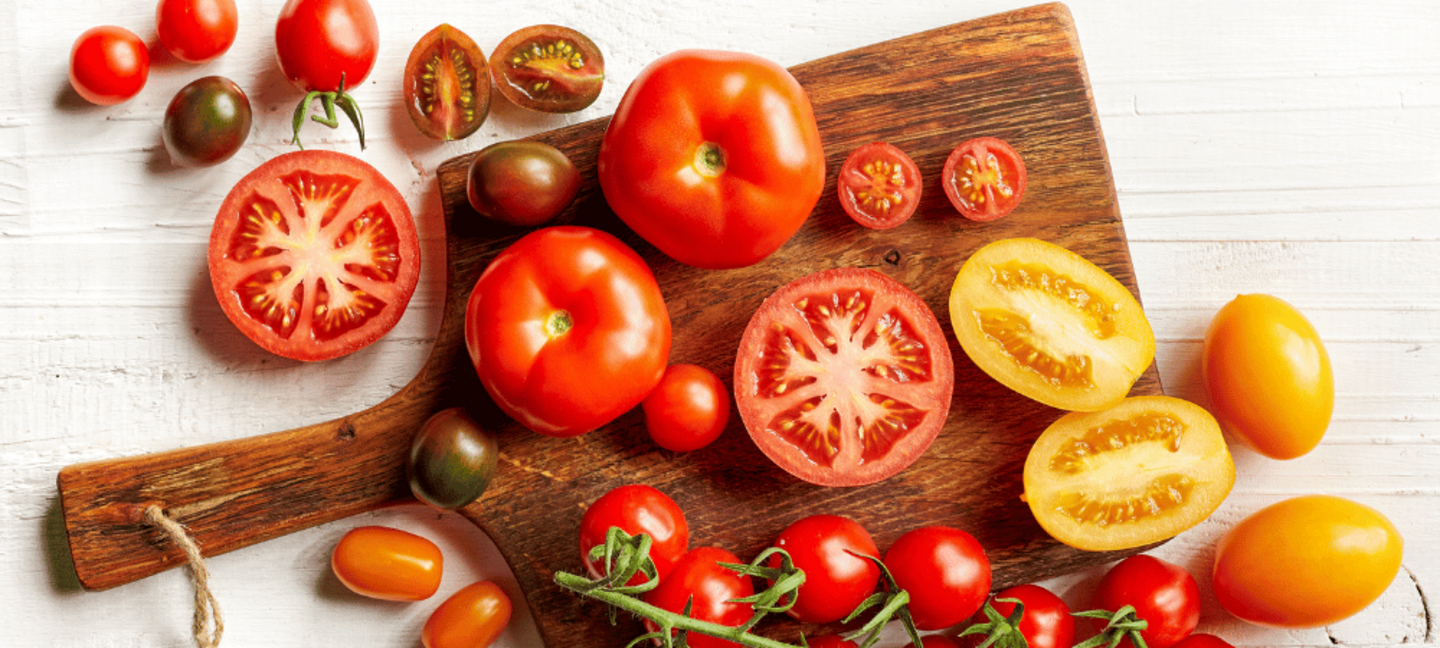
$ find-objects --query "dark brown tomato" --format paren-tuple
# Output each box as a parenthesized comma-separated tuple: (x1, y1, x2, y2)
(489, 25, 604, 113)
(403, 24, 491, 141)
(163, 76, 252, 167)
(408, 407, 501, 510)
(466, 140, 581, 227)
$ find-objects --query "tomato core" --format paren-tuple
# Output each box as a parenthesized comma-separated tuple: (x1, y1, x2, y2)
(694, 142, 726, 178)
(545, 310, 574, 338)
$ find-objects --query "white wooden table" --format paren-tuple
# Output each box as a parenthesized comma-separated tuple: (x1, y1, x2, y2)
(3, 1, 1436, 646)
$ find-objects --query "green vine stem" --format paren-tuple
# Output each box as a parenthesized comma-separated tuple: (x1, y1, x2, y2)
(290, 73, 366, 150)
(1071, 605, 1150, 648)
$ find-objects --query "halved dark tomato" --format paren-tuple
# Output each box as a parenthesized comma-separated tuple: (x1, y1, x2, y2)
(734, 268, 954, 487)
(403, 24, 491, 141)
(837, 142, 922, 230)
(942, 137, 1026, 222)
(489, 25, 604, 113)
(208, 150, 421, 361)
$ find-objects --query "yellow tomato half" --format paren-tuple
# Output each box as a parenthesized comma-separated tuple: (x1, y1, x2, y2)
(1202, 294, 1333, 460)
(949, 238, 1155, 412)
(1023, 395, 1235, 551)
(1213, 495, 1402, 628)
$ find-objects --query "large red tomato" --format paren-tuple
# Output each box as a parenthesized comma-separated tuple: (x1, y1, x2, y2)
(464, 226, 671, 437)
(597, 50, 826, 270)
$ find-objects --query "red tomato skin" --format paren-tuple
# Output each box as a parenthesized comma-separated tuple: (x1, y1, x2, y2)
(1092, 555, 1200, 648)
(598, 49, 826, 270)
(274, 0, 379, 93)
(959, 584, 1075, 648)
(769, 514, 881, 624)
(884, 526, 992, 631)
(578, 484, 690, 586)
(1172, 635, 1235, 648)
(157, 0, 239, 63)
(644, 547, 756, 648)
(69, 26, 149, 105)
(422, 580, 512, 648)
(330, 526, 443, 601)
(643, 364, 731, 452)
(807, 636, 859, 648)
(464, 226, 671, 437)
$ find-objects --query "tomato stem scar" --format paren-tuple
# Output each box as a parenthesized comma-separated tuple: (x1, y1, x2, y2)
(694, 142, 726, 177)
(546, 310, 574, 338)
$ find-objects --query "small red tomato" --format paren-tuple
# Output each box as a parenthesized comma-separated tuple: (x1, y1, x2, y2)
(837, 142, 923, 230)
(1091, 555, 1200, 648)
(644, 547, 755, 648)
(69, 26, 149, 105)
(331, 526, 443, 601)
(156, 0, 239, 63)
(769, 514, 880, 624)
(941, 137, 1026, 222)
(807, 636, 859, 648)
(910, 636, 961, 648)
(884, 526, 991, 631)
(959, 584, 1074, 648)
(643, 364, 731, 452)
(578, 484, 689, 586)
(422, 580, 512, 648)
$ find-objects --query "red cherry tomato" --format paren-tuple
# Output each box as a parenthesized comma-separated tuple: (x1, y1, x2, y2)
(769, 514, 880, 624)
(733, 268, 954, 486)
(274, 0, 378, 93)
(464, 226, 671, 437)
(68, 26, 149, 105)
(598, 49, 826, 269)
(941, 137, 1026, 222)
(884, 526, 991, 631)
(837, 142, 923, 230)
(156, 0, 238, 63)
(207, 150, 421, 361)
(643, 364, 731, 452)
(422, 580, 512, 648)
(911, 636, 961, 648)
(644, 547, 755, 648)
(959, 584, 1074, 648)
(330, 526, 442, 601)
(806, 636, 859, 648)
(578, 484, 690, 586)
(1091, 555, 1200, 648)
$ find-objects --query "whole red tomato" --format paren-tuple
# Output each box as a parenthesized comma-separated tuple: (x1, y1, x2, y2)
(769, 514, 880, 624)
(958, 584, 1074, 648)
(157, 0, 238, 63)
(464, 226, 671, 437)
(69, 26, 149, 105)
(884, 526, 991, 631)
(578, 484, 690, 586)
(644, 546, 755, 648)
(643, 364, 730, 452)
(1091, 555, 1200, 648)
(597, 49, 826, 270)
(274, 0, 378, 147)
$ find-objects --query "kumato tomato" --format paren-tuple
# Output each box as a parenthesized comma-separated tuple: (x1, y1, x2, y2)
(68, 26, 149, 105)
(942, 137, 1026, 222)
(331, 526, 443, 601)
(1212, 495, 1402, 628)
(838, 142, 923, 230)
(490, 25, 604, 113)
(162, 76, 252, 167)
(465, 141, 580, 227)
(422, 580, 512, 648)
(734, 268, 954, 487)
(1023, 396, 1234, 551)
(403, 24, 491, 141)
(408, 407, 500, 511)
(1202, 294, 1333, 460)
(949, 238, 1155, 412)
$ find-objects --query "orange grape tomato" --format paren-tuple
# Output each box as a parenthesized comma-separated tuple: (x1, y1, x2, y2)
(422, 580, 513, 648)
(331, 526, 443, 601)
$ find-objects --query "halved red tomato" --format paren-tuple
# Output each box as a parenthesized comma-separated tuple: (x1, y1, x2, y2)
(489, 25, 604, 113)
(208, 150, 421, 361)
(942, 137, 1026, 222)
(838, 142, 922, 230)
(403, 24, 491, 141)
(734, 268, 954, 486)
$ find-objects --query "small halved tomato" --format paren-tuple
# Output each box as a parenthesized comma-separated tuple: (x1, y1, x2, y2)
(734, 268, 954, 487)
(1022, 395, 1235, 551)
(949, 238, 1154, 412)
(838, 142, 922, 230)
(208, 150, 421, 361)
(942, 137, 1026, 222)
(489, 25, 604, 113)
(403, 24, 491, 141)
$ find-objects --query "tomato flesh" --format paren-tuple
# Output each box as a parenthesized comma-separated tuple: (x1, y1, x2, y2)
(404, 24, 491, 140)
(490, 25, 604, 113)
(942, 137, 1026, 222)
(838, 142, 923, 229)
(735, 268, 953, 487)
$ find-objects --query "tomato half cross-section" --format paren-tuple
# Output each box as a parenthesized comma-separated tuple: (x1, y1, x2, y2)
(734, 268, 954, 486)
(942, 137, 1026, 222)
(597, 49, 826, 270)
(208, 150, 421, 362)
(949, 238, 1155, 412)
(464, 226, 671, 437)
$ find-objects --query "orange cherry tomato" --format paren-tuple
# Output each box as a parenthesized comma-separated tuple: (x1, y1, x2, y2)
(422, 580, 513, 648)
(331, 526, 443, 601)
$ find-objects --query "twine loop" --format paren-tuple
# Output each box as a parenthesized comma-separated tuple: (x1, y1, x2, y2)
(143, 505, 224, 648)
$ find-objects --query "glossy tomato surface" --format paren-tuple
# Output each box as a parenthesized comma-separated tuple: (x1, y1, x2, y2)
(156, 0, 238, 63)
(942, 137, 1026, 222)
(466, 141, 580, 227)
(838, 142, 923, 230)
(642, 364, 730, 452)
(464, 226, 670, 437)
(408, 407, 500, 510)
(949, 238, 1154, 412)
(489, 25, 604, 113)
(422, 580, 512, 648)
(69, 26, 149, 105)
(1091, 555, 1200, 648)
(331, 526, 442, 601)
(884, 526, 991, 631)
(1212, 495, 1402, 628)
(598, 49, 826, 269)
(207, 150, 420, 361)
(163, 76, 251, 167)
(274, 0, 378, 93)
(403, 24, 490, 140)
(644, 546, 755, 648)
(578, 484, 689, 586)
(734, 268, 953, 486)
(959, 584, 1075, 648)
(1023, 395, 1234, 551)
(769, 514, 880, 624)
(1202, 294, 1333, 460)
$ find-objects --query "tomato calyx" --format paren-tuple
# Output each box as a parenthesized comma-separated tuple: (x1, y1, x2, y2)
(1072, 606, 1151, 648)
(546, 310, 574, 338)
(695, 142, 727, 177)
(291, 72, 366, 150)
(956, 599, 1031, 648)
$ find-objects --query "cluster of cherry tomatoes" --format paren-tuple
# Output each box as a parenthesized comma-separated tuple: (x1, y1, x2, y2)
(837, 136, 1026, 230)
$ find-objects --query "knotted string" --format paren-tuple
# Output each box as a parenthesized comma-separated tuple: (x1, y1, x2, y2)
(143, 505, 224, 648)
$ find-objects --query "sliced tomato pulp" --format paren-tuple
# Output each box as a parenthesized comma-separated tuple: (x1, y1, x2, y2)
(208, 150, 421, 361)
(734, 268, 954, 487)
(838, 142, 922, 230)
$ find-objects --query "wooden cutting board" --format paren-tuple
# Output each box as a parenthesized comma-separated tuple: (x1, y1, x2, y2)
(58, 3, 1162, 645)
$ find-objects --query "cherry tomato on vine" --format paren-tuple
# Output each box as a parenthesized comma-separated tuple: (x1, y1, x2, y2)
(68, 26, 149, 105)
(422, 580, 512, 648)
(163, 76, 251, 167)
(884, 526, 991, 631)
(838, 142, 923, 230)
(274, 0, 379, 147)
(156, 0, 238, 63)
(643, 364, 730, 453)
(644, 547, 755, 648)
(768, 514, 880, 625)
(408, 407, 500, 511)
(579, 484, 689, 586)
(958, 584, 1074, 648)
(942, 137, 1026, 222)
(490, 25, 604, 113)
(466, 141, 580, 227)
(404, 24, 491, 141)
(1091, 555, 1199, 648)
(806, 636, 859, 648)
(331, 526, 442, 601)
